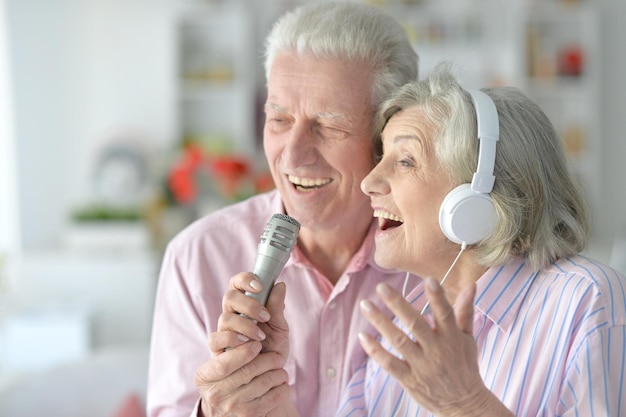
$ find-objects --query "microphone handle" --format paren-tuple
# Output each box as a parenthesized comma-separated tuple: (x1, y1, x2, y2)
(245, 255, 285, 305)
(244, 213, 300, 306)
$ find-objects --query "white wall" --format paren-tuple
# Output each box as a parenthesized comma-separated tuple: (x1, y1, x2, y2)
(6, 0, 178, 249)
(598, 0, 626, 243)
(0, 0, 19, 255)
(3, 0, 179, 354)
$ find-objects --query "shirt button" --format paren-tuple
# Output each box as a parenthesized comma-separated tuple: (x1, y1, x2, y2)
(326, 367, 336, 379)
(328, 302, 336, 310)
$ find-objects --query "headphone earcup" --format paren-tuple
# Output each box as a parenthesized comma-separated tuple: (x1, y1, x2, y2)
(439, 183, 497, 245)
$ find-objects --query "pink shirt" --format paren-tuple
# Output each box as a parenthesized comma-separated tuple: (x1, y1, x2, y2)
(147, 190, 412, 417)
(337, 255, 626, 416)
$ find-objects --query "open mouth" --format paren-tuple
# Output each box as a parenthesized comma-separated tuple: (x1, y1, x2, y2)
(288, 175, 332, 192)
(373, 209, 404, 230)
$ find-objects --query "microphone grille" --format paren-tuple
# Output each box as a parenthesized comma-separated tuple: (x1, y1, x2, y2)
(259, 213, 300, 253)
(271, 213, 301, 228)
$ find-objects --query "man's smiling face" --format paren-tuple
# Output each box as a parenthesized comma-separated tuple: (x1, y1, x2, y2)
(263, 52, 376, 230)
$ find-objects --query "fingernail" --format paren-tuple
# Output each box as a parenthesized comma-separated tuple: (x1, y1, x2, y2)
(426, 277, 439, 291)
(259, 309, 270, 322)
(360, 299, 374, 312)
(257, 329, 266, 340)
(377, 282, 393, 297)
(237, 334, 250, 342)
(249, 278, 262, 291)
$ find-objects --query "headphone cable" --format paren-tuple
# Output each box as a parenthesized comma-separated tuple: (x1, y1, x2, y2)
(420, 241, 467, 315)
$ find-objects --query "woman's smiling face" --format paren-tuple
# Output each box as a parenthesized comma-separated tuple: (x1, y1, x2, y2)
(361, 106, 456, 277)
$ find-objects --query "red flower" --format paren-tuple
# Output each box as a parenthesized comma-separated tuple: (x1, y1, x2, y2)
(165, 144, 274, 207)
(168, 166, 196, 204)
(166, 144, 208, 205)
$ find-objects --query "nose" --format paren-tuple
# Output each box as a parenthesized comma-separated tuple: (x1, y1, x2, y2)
(281, 122, 318, 168)
(361, 162, 387, 197)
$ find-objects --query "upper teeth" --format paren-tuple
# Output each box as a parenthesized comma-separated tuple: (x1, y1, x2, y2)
(373, 209, 403, 222)
(289, 175, 331, 187)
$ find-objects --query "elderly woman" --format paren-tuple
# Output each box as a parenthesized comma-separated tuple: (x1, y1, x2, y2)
(334, 64, 626, 416)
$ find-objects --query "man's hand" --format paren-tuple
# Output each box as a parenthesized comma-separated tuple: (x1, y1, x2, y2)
(216, 273, 290, 358)
(194, 343, 291, 417)
(193, 273, 292, 417)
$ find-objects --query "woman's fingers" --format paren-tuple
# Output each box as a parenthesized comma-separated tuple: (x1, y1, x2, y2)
(454, 282, 477, 335)
(359, 289, 424, 377)
(423, 278, 457, 332)
(373, 283, 433, 351)
(357, 329, 409, 380)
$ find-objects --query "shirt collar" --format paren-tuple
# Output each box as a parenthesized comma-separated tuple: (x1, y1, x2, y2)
(474, 257, 538, 332)
(382, 255, 537, 333)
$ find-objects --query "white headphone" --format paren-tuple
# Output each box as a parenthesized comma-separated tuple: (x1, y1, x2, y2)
(438, 89, 499, 246)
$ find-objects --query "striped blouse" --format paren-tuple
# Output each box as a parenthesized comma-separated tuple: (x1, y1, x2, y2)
(336, 255, 626, 417)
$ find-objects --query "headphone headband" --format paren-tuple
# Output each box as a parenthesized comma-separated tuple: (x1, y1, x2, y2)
(467, 89, 499, 194)
(438, 88, 500, 245)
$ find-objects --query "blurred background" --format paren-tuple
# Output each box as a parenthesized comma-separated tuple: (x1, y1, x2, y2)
(0, 0, 625, 416)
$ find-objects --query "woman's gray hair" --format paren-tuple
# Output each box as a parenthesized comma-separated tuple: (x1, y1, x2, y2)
(376, 63, 590, 270)
(264, 1, 418, 110)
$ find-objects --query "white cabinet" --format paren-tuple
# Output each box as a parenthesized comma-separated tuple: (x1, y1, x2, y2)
(10, 250, 157, 349)
(384, 0, 513, 88)
(175, 1, 257, 157)
(520, 2, 601, 208)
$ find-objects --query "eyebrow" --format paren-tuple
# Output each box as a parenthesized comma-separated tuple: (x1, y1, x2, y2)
(264, 103, 349, 121)
(316, 111, 348, 120)
(392, 134, 422, 145)
(264, 103, 286, 113)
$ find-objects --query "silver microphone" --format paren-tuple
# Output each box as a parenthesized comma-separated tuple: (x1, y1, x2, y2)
(245, 213, 300, 305)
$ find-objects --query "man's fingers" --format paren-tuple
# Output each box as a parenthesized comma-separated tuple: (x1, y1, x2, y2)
(223, 272, 265, 317)
(264, 282, 287, 328)
(218, 311, 268, 343)
(239, 358, 289, 390)
(196, 341, 263, 383)
(195, 349, 288, 412)
(222, 288, 272, 326)
(209, 330, 252, 355)
(199, 368, 291, 417)
(229, 271, 264, 293)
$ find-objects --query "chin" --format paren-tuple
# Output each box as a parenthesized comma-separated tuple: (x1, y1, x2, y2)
(374, 252, 402, 270)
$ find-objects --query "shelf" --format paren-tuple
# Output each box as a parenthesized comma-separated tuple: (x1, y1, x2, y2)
(174, 1, 257, 156)
(386, 0, 601, 213)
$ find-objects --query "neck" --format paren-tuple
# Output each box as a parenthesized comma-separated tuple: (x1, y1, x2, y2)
(440, 249, 488, 305)
(297, 217, 372, 285)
